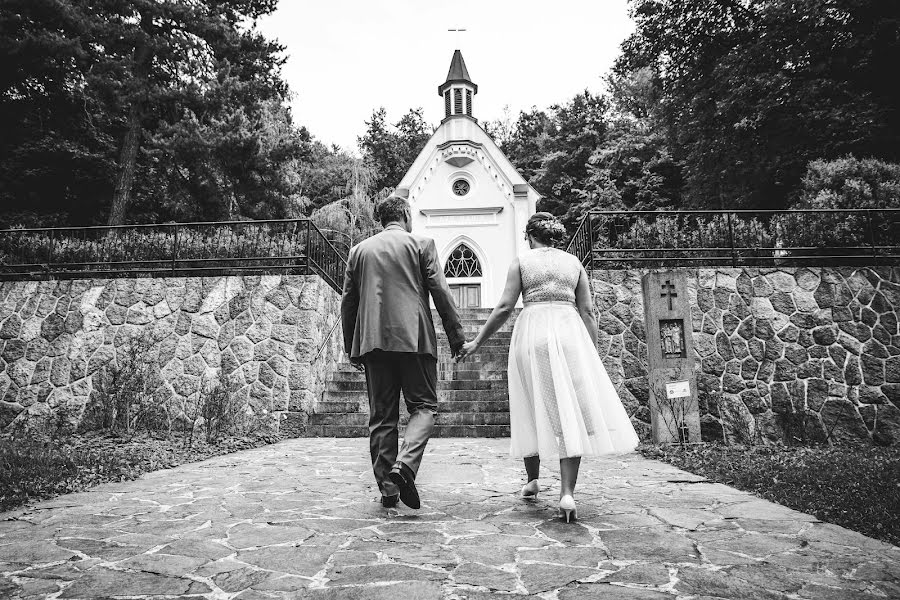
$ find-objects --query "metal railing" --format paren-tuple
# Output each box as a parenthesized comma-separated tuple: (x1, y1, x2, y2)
(0, 218, 348, 292)
(565, 209, 900, 270)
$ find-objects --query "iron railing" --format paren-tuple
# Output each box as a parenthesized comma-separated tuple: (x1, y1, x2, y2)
(566, 209, 900, 270)
(0, 218, 347, 292)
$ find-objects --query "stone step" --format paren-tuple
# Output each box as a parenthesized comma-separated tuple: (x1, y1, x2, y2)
(315, 399, 510, 414)
(321, 389, 510, 404)
(331, 366, 510, 381)
(303, 424, 511, 438)
(326, 379, 509, 392)
(309, 412, 511, 427)
(331, 354, 511, 374)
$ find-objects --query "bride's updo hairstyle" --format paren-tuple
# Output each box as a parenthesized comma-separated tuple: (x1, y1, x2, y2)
(525, 212, 568, 248)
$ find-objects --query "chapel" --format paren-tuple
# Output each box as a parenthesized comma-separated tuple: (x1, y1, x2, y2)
(395, 50, 540, 308)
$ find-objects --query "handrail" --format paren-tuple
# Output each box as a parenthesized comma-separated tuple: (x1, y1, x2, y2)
(313, 316, 343, 364)
(0, 218, 349, 292)
(566, 209, 900, 270)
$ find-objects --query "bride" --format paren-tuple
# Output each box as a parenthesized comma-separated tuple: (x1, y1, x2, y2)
(456, 212, 639, 522)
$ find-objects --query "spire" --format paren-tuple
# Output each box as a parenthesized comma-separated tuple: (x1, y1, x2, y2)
(438, 50, 477, 96)
(438, 50, 477, 120)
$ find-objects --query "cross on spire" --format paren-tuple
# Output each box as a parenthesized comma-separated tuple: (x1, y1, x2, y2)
(447, 28, 467, 46)
(661, 280, 678, 311)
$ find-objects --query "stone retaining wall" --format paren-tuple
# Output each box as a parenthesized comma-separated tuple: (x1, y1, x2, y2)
(0, 275, 342, 434)
(594, 267, 900, 445)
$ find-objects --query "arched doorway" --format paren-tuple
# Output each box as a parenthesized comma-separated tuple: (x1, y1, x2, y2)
(444, 243, 483, 308)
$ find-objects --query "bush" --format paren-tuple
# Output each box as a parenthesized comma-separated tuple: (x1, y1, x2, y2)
(81, 336, 168, 436)
(797, 156, 900, 210)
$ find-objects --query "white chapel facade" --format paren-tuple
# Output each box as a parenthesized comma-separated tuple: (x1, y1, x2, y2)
(395, 50, 540, 308)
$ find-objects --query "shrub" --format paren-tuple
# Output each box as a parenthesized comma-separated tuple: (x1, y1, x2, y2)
(783, 156, 900, 253)
(797, 156, 900, 210)
(81, 336, 168, 436)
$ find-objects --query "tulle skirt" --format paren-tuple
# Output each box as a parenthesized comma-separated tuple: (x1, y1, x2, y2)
(508, 302, 640, 459)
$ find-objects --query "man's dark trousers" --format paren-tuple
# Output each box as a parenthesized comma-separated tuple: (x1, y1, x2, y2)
(363, 350, 437, 497)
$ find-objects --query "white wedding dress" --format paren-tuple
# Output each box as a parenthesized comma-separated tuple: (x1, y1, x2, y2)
(508, 247, 640, 459)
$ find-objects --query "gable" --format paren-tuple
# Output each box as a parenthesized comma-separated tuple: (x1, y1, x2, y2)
(397, 118, 540, 208)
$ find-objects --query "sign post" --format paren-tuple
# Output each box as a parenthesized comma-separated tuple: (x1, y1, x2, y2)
(642, 272, 701, 443)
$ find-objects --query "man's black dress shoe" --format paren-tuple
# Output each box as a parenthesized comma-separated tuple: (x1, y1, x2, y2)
(388, 463, 420, 509)
(381, 494, 399, 508)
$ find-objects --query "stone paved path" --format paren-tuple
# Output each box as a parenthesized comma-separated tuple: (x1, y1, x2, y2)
(1, 439, 898, 599)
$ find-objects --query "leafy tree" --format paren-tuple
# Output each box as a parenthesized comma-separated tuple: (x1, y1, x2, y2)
(569, 68, 682, 221)
(502, 107, 554, 191)
(616, 0, 900, 209)
(796, 156, 900, 210)
(483, 104, 516, 151)
(358, 107, 431, 195)
(310, 161, 380, 253)
(0, 0, 297, 226)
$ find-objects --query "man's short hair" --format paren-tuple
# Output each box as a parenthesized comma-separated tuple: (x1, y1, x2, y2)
(375, 195, 410, 226)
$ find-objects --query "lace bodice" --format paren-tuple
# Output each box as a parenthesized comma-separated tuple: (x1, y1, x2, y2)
(519, 248, 582, 304)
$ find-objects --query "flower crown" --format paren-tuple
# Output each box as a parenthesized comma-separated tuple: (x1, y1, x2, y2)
(532, 218, 566, 237)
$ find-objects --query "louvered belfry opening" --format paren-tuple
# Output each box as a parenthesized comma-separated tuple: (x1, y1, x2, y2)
(438, 50, 477, 121)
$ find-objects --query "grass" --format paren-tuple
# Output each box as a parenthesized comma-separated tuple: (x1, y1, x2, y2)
(640, 442, 900, 546)
(0, 430, 281, 513)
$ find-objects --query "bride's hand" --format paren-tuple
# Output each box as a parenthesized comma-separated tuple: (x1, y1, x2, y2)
(455, 340, 479, 363)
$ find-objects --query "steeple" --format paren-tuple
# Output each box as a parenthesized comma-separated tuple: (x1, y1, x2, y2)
(438, 50, 477, 121)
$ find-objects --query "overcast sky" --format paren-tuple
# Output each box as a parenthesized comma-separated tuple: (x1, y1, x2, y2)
(256, 1, 635, 153)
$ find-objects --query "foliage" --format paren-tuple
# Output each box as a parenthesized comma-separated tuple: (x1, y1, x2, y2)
(0, 434, 143, 512)
(81, 336, 167, 436)
(358, 107, 431, 196)
(500, 84, 684, 230)
(310, 161, 382, 252)
(616, 0, 900, 210)
(640, 442, 900, 546)
(0, 219, 336, 277)
(796, 156, 900, 210)
(0, 429, 281, 512)
(0, 0, 304, 226)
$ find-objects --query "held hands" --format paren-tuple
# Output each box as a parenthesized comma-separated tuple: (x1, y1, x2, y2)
(454, 339, 479, 363)
(346, 353, 365, 372)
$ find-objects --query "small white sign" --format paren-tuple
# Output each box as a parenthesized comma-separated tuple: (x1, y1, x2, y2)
(665, 380, 691, 399)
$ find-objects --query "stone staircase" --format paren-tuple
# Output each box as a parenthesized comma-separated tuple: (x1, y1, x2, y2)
(305, 309, 518, 437)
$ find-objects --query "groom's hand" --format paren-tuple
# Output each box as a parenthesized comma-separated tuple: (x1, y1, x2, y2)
(346, 353, 365, 372)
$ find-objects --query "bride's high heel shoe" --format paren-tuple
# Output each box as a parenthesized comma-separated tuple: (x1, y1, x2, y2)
(559, 495, 577, 523)
(520, 479, 539, 500)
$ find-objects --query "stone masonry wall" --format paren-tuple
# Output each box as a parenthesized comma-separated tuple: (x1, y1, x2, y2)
(0, 275, 341, 434)
(593, 267, 900, 446)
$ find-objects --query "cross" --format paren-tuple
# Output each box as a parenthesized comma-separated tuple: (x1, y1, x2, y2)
(660, 280, 677, 311)
(448, 28, 467, 46)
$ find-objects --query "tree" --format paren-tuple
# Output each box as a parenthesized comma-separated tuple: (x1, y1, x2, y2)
(358, 107, 431, 195)
(616, 0, 900, 209)
(0, 0, 296, 226)
(796, 156, 900, 210)
(572, 68, 682, 218)
(497, 92, 609, 221)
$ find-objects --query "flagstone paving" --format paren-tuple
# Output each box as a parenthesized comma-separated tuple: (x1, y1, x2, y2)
(1, 438, 898, 599)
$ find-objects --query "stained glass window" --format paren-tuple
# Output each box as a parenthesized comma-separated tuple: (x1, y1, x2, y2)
(444, 244, 482, 278)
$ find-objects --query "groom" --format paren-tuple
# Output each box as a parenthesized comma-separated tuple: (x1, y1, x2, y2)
(340, 195, 465, 509)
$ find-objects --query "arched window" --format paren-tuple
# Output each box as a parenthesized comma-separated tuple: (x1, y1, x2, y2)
(444, 244, 482, 278)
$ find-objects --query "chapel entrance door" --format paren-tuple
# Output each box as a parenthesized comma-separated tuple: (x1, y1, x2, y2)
(450, 284, 481, 308)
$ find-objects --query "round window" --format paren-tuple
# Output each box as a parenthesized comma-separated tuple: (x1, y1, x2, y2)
(452, 179, 470, 196)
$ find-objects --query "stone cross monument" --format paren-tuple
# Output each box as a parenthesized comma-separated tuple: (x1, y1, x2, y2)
(642, 271, 701, 443)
